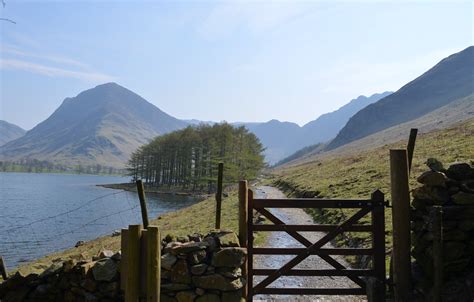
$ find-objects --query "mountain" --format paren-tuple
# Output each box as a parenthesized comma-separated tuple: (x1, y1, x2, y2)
(328, 46, 474, 150)
(0, 83, 188, 168)
(240, 120, 303, 164)
(0, 120, 26, 146)
(301, 92, 392, 142)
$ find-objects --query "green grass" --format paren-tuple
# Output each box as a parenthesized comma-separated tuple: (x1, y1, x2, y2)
(272, 119, 474, 266)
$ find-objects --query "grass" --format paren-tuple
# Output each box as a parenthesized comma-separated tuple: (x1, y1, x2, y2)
(11, 189, 264, 277)
(272, 119, 474, 266)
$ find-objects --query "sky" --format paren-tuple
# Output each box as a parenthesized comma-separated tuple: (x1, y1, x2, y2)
(0, 1, 472, 130)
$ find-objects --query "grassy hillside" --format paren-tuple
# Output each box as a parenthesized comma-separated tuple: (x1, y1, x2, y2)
(272, 118, 474, 265)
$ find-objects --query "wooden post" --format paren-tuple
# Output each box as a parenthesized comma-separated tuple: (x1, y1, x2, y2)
(238, 180, 249, 299)
(120, 229, 129, 291)
(0, 256, 8, 280)
(247, 188, 254, 301)
(136, 180, 150, 228)
(431, 206, 443, 302)
(147, 226, 161, 302)
(215, 162, 224, 229)
(390, 149, 411, 301)
(126, 225, 142, 302)
(406, 128, 418, 172)
(140, 229, 148, 298)
(371, 190, 386, 301)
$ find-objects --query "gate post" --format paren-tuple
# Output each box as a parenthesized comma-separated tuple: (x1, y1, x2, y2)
(390, 149, 411, 301)
(238, 180, 248, 299)
(371, 190, 386, 301)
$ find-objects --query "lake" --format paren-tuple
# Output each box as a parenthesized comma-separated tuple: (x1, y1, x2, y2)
(0, 172, 200, 269)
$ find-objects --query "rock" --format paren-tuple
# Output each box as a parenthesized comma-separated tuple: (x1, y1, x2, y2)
(161, 283, 191, 292)
(211, 248, 247, 267)
(170, 260, 191, 284)
(222, 290, 245, 302)
(164, 242, 182, 254)
(176, 290, 197, 302)
(99, 281, 119, 298)
(412, 186, 449, 204)
(188, 250, 207, 265)
(162, 253, 178, 270)
(91, 258, 117, 281)
(172, 242, 207, 255)
(217, 267, 242, 278)
(80, 261, 96, 277)
(195, 287, 205, 295)
(417, 171, 448, 187)
(111, 251, 121, 261)
(63, 259, 77, 273)
(192, 274, 245, 291)
(191, 264, 208, 275)
(216, 232, 240, 247)
(39, 262, 63, 278)
(111, 230, 121, 237)
(411, 198, 433, 209)
(81, 279, 97, 292)
(425, 158, 445, 172)
(452, 192, 474, 205)
(188, 233, 202, 242)
(98, 250, 114, 259)
(196, 293, 221, 302)
(75, 241, 85, 248)
(446, 163, 474, 180)
(202, 237, 218, 252)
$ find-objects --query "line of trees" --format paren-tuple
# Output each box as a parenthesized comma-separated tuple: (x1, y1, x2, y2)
(127, 123, 265, 192)
(0, 159, 124, 175)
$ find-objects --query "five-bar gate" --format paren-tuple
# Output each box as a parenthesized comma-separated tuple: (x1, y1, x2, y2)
(246, 189, 386, 300)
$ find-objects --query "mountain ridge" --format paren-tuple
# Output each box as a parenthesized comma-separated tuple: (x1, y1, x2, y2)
(0, 120, 26, 146)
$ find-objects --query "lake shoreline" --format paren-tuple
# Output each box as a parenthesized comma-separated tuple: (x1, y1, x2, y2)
(98, 182, 212, 199)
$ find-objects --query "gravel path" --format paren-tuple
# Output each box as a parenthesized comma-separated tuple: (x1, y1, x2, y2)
(252, 186, 367, 302)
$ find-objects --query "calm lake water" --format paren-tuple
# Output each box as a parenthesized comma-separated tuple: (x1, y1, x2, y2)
(0, 172, 200, 269)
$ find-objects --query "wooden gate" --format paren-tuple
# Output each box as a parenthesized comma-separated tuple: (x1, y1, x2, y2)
(246, 189, 386, 300)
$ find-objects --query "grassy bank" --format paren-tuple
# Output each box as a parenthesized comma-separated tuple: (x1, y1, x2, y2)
(272, 119, 474, 266)
(98, 182, 211, 197)
(12, 188, 263, 277)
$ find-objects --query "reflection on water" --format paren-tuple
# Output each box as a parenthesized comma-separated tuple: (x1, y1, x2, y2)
(0, 172, 200, 269)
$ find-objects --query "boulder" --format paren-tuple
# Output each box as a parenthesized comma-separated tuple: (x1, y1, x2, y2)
(222, 290, 245, 302)
(191, 264, 208, 276)
(162, 253, 178, 270)
(412, 186, 449, 204)
(196, 293, 221, 302)
(91, 258, 117, 282)
(417, 171, 448, 187)
(211, 248, 246, 267)
(216, 267, 242, 278)
(170, 260, 191, 284)
(452, 192, 474, 205)
(187, 250, 207, 265)
(161, 283, 191, 292)
(216, 232, 240, 247)
(176, 290, 197, 302)
(446, 163, 474, 181)
(172, 242, 207, 255)
(192, 274, 245, 291)
(425, 158, 445, 172)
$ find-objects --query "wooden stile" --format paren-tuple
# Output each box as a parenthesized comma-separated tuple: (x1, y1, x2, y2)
(390, 149, 411, 302)
(140, 229, 148, 298)
(371, 190, 386, 301)
(120, 229, 129, 291)
(238, 180, 249, 299)
(215, 163, 224, 229)
(147, 226, 161, 302)
(126, 224, 142, 302)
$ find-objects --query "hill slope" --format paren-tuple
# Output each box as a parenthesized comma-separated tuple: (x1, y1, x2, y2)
(328, 46, 474, 149)
(0, 120, 26, 146)
(0, 83, 187, 168)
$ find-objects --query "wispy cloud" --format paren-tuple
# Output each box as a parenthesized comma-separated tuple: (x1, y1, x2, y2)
(0, 58, 116, 82)
(2, 45, 90, 69)
(197, 2, 316, 40)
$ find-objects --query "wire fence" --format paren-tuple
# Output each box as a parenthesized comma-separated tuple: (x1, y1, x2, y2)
(0, 189, 143, 269)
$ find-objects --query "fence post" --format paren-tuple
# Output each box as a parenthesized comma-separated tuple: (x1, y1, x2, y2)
(140, 229, 148, 297)
(407, 128, 418, 172)
(147, 226, 161, 302)
(120, 229, 129, 291)
(215, 163, 224, 229)
(371, 190, 386, 301)
(390, 149, 411, 301)
(431, 206, 443, 302)
(136, 180, 150, 228)
(238, 180, 248, 299)
(247, 188, 254, 301)
(0, 256, 7, 280)
(126, 224, 142, 302)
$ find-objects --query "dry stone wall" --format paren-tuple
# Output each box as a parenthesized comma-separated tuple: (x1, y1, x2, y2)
(411, 161, 474, 300)
(0, 230, 247, 302)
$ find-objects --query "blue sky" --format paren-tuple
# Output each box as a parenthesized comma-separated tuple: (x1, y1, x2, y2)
(1, 1, 472, 130)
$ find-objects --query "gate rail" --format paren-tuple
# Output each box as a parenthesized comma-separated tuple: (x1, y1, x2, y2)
(246, 189, 386, 300)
